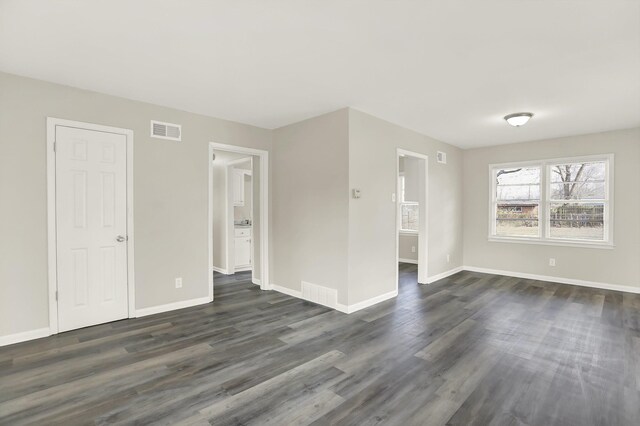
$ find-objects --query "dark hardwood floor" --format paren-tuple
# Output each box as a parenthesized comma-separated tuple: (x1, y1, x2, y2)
(1, 264, 639, 425)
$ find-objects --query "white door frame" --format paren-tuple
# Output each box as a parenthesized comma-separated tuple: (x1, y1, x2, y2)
(396, 149, 428, 289)
(47, 117, 135, 334)
(208, 142, 270, 298)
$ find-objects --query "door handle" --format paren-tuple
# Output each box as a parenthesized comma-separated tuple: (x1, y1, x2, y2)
(116, 235, 127, 242)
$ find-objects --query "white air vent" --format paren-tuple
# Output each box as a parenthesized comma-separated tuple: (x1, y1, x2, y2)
(301, 281, 338, 309)
(150, 120, 181, 141)
(437, 151, 447, 164)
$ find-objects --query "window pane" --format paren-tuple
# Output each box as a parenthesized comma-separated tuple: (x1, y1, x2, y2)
(497, 185, 540, 201)
(401, 204, 419, 231)
(495, 167, 540, 201)
(550, 182, 605, 200)
(494, 167, 540, 236)
(549, 162, 605, 184)
(496, 167, 540, 185)
(549, 203, 604, 240)
(496, 204, 539, 237)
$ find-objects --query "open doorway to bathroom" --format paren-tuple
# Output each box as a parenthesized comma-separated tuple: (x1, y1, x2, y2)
(208, 143, 269, 300)
(396, 149, 428, 294)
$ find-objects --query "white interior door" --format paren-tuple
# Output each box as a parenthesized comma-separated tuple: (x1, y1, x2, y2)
(55, 125, 129, 332)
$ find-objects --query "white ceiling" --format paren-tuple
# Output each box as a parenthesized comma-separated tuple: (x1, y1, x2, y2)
(1, 0, 638, 148)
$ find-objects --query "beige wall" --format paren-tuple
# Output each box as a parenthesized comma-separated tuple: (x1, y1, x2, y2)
(399, 234, 419, 262)
(348, 109, 464, 305)
(398, 156, 420, 262)
(401, 156, 420, 202)
(272, 109, 351, 303)
(0, 72, 272, 337)
(234, 173, 252, 222)
(4, 69, 636, 341)
(251, 157, 262, 282)
(463, 128, 640, 289)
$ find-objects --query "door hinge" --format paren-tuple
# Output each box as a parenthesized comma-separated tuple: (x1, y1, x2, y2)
(55, 290, 58, 301)
(53, 141, 57, 152)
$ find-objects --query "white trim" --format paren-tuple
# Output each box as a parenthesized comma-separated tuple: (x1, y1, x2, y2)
(271, 284, 302, 298)
(209, 142, 270, 300)
(488, 236, 614, 249)
(335, 303, 349, 313)
(489, 154, 614, 247)
(234, 266, 252, 273)
(0, 328, 51, 347)
(270, 285, 398, 314)
(399, 230, 419, 236)
(212, 266, 230, 275)
(343, 290, 398, 314)
(426, 266, 464, 284)
(225, 163, 235, 275)
(47, 118, 135, 335)
(252, 278, 261, 286)
(135, 296, 211, 317)
(463, 266, 640, 294)
(398, 258, 418, 264)
(208, 145, 215, 301)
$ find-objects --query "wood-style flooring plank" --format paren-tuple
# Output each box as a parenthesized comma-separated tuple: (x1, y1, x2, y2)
(0, 266, 638, 425)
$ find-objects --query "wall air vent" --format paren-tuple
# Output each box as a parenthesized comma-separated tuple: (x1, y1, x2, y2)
(437, 151, 447, 164)
(301, 281, 338, 309)
(150, 120, 181, 141)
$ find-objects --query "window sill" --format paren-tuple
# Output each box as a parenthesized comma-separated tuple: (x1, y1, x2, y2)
(488, 236, 614, 250)
(399, 230, 419, 236)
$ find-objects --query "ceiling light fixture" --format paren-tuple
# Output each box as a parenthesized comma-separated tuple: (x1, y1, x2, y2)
(504, 112, 533, 127)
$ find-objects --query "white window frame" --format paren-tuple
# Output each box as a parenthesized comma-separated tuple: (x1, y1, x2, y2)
(488, 154, 614, 249)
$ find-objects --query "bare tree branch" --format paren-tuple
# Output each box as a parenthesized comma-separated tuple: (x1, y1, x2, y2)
(567, 164, 586, 199)
(497, 168, 522, 178)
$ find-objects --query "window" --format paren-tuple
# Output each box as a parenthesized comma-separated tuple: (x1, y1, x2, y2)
(399, 175, 419, 232)
(489, 155, 613, 247)
(493, 167, 540, 238)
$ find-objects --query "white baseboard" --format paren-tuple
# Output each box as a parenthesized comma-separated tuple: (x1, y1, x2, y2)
(271, 284, 397, 314)
(398, 258, 418, 264)
(135, 296, 212, 317)
(343, 290, 398, 314)
(271, 284, 302, 298)
(252, 277, 262, 286)
(0, 327, 51, 347)
(463, 266, 640, 294)
(234, 266, 252, 273)
(212, 266, 230, 275)
(426, 266, 464, 284)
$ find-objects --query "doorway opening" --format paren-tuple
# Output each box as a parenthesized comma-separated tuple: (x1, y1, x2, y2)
(396, 149, 428, 293)
(208, 143, 269, 300)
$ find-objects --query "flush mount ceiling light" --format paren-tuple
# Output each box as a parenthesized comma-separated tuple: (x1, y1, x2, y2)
(504, 112, 533, 127)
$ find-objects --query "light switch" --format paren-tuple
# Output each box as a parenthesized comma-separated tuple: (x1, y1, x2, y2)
(352, 189, 361, 199)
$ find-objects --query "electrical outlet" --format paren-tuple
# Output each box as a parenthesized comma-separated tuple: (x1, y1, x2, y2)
(391, 193, 396, 202)
(447, 254, 450, 263)
(549, 258, 556, 267)
(175, 277, 183, 288)
(411, 246, 416, 253)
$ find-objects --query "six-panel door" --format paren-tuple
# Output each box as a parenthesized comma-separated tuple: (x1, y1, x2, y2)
(55, 125, 128, 332)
